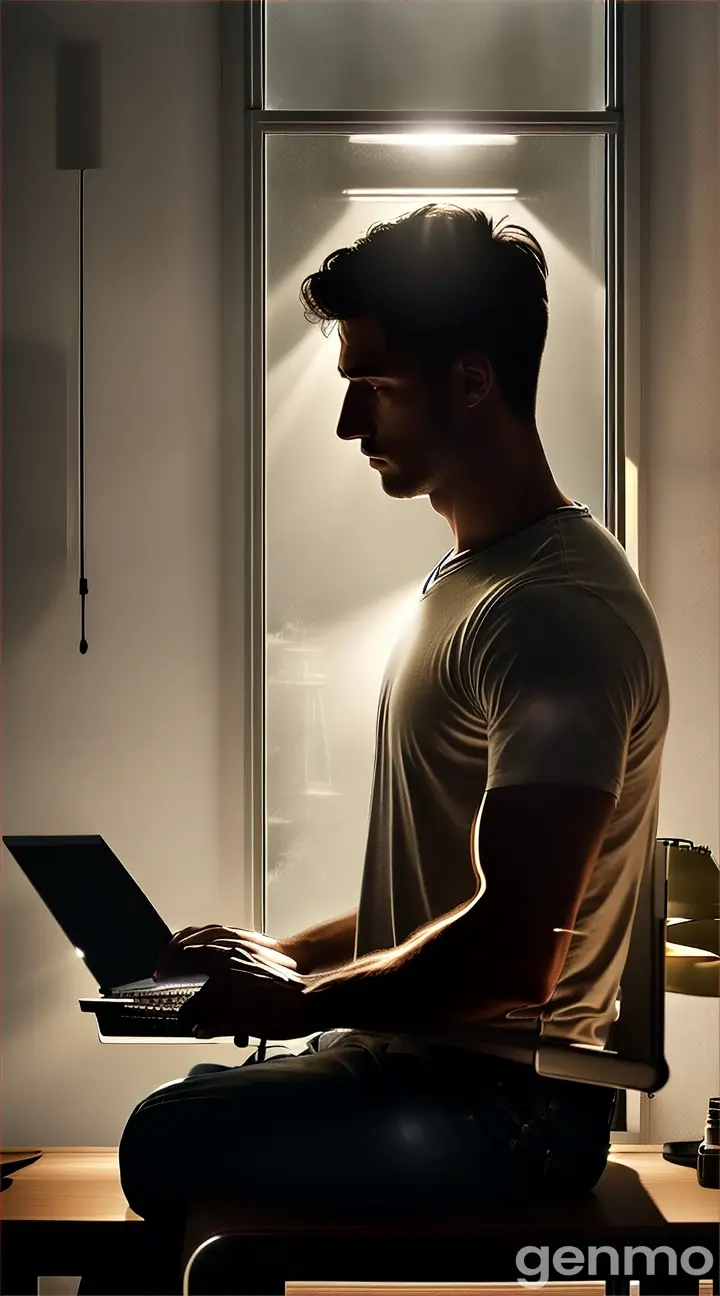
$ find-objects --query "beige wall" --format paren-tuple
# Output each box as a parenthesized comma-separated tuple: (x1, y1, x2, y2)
(2, 1, 250, 1146)
(642, 0, 720, 1140)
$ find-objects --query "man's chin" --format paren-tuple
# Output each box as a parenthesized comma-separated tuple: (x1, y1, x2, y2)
(377, 466, 431, 501)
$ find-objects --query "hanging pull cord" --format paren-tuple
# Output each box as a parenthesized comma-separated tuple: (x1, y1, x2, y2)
(78, 167, 88, 653)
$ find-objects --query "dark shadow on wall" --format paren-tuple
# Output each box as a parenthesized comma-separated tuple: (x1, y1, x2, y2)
(2, 338, 70, 650)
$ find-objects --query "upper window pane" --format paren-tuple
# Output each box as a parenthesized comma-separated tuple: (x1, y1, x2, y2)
(266, 0, 606, 113)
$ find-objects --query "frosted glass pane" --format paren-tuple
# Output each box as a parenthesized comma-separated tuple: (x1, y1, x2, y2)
(266, 0, 606, 112)
(265, 134, 606, 936)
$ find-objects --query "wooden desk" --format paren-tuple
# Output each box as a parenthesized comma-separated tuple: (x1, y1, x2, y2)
(1, 1148, 138, 1224)
(1, 1148, 146, 1296)
(181, 1147, 719, 1240)
(182, 1149, 719, 1295)
(605, 1148, 719, 1226)
(1, 1147, 717, 1296)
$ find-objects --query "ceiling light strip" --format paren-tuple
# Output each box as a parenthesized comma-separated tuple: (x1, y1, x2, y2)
(349, 134, 518, 147)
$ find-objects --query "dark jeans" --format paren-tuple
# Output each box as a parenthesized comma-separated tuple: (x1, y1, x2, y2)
(119, 1031, 617, 1223)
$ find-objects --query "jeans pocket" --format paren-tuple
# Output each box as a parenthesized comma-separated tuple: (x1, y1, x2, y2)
(496, 1084, 555, 1150)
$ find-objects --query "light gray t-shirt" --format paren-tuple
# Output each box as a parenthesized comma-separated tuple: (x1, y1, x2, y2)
(353, 503, 670, 1061)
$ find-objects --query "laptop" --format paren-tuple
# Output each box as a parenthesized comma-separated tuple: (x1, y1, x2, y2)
(3, 834, 249, 1045)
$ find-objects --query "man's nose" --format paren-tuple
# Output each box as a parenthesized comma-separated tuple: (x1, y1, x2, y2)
(336, 384, 372, 442)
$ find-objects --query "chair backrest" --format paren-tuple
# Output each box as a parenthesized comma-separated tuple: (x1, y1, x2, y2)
(534, 837, 669, 1093)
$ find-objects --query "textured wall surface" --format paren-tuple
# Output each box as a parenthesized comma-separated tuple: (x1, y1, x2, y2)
(1, 2, 250, 1145)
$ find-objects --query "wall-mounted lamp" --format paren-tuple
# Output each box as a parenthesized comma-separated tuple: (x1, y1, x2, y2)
(661, 839, 719, 1173)
(664, 840, 719, 998)
(56, 41, 102, 653)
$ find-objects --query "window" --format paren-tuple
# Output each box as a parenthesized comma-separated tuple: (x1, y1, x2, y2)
(246, 0, 627, 945)
(266, 0, 606, 112)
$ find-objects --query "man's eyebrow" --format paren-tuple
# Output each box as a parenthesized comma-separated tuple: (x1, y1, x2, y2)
(338, 365, 390, 380)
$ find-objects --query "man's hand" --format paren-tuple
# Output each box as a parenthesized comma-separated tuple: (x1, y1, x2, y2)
(154, 925, 298, 982)
(173, 943, 322, 1040)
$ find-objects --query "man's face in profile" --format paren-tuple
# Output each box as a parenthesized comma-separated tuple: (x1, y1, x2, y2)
(335, 315, 469, 502)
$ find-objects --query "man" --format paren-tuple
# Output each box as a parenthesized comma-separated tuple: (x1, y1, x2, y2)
(119, 205, 670, 1236)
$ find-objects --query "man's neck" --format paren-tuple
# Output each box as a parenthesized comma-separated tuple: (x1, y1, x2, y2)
(429, 423, 574, 554)
(432, 472, 573, 556)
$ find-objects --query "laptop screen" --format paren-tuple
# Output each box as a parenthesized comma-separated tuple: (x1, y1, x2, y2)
(3, 835, 174, 992)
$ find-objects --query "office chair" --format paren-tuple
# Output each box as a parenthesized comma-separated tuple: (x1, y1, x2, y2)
(533, 836, 670, 1093)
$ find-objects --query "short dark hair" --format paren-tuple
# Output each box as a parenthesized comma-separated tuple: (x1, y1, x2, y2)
(299, 204, 549, 419)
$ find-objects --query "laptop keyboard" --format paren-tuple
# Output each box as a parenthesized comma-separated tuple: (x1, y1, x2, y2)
(84, 987, 202, 1037)
(80, 983, 249, 1043)
(129, 987, 196, 1012)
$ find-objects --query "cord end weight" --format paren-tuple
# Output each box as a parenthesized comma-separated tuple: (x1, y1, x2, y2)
(79, 576, 89, 653)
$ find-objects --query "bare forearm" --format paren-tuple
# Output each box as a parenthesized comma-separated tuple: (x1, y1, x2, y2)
(283, 910, 358, 976)
(303, 901, 544, 1035)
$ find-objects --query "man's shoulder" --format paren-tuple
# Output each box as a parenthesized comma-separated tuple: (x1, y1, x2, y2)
(463, 573, 657, 692)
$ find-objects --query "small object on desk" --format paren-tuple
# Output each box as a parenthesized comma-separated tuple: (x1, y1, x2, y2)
(697, 1097, 720, 1189)
(697, 1141, 720, 1189)
(662, 1140, 701, 1169)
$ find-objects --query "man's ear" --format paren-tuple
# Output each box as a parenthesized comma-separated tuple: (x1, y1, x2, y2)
(457, 350, 493, 408)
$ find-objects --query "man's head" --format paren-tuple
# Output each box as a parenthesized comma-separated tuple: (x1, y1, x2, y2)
(299, 205, 549, 503)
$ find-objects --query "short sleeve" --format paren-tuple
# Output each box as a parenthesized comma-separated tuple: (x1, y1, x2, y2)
(470, 585, 645, 801)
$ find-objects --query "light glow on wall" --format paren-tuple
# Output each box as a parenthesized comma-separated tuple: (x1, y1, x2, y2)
(625, 455, 639, 574)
